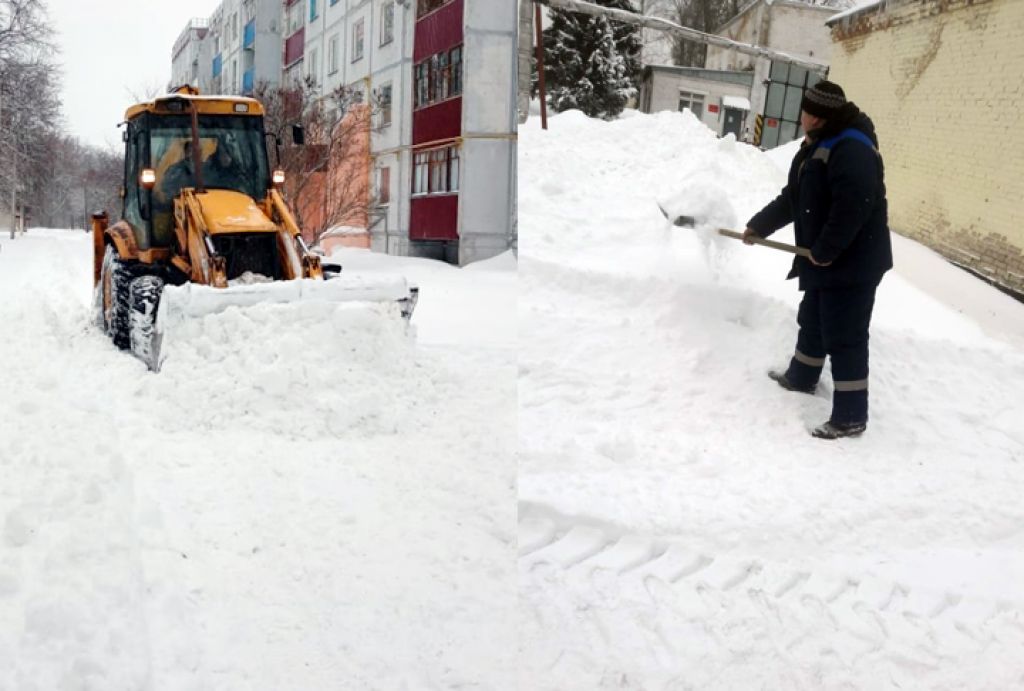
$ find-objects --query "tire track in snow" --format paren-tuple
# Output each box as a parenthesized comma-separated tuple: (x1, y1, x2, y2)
(519, 502, 1024, 688)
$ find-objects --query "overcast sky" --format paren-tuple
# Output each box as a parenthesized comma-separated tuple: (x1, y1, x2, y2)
(48, 0, 219, 149)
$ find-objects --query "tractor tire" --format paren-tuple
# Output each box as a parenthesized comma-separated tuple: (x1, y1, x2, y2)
(128, 275, 165, 371)
(96, 245, 132, 350)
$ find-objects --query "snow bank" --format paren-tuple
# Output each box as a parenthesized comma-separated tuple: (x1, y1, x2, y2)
(519, 107, 1024, 688)
(0, 230, 516, 688)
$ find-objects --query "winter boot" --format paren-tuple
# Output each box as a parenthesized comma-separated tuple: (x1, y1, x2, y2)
(812, 420, 867, 440)
(768, 370, 816, 395)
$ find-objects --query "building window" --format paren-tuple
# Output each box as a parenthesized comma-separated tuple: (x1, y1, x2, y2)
(450, 46, 462, 96)
(308, 48, 318, 85)
(435, 52, 449, 101)
(429, 149, 448, 193)
(310, 0, 317, 21)
(287, 1, 305, 34)
(378, 167, 391, 204)
(417, 0, 453, 17)
(414, 45, 463, 110)
(413, 152, 429, 195)
(378, 83, 392, 128)
(415, 61, 429, 108)
(381, 2, 394, 45)
(413, 146, 459, 196)
(328, 34, 339, 74)
(232, 59, 238, 92)
(449, 147, 459, 192)
(352, 18, 364, 62)
(679, 91, 705, 119)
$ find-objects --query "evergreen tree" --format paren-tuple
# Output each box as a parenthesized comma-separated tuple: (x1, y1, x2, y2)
(540, 0, 641, 120)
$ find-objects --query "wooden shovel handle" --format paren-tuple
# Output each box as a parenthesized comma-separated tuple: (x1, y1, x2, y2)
(717, 229, 812, 258)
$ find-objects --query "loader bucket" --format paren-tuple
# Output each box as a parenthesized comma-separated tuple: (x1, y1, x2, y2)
(148, 275, 418, 371)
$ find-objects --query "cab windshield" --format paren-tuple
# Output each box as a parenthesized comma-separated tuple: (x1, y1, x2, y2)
(148, 113, 269, 211)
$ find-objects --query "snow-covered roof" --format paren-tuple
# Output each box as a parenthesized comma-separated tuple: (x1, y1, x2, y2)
(716, 0, 846, 34)
(722, 95, 752, 110)
(826, 0, 885, 25)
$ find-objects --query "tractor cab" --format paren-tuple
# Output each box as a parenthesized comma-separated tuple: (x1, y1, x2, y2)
(121, 88, 271, 250)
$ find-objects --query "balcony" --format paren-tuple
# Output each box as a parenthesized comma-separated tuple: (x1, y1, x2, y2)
(242, 68, 254, 95)
(212, 53, 222, 78)
(284, 28, 304, 66)
(243, 19, 255, 49)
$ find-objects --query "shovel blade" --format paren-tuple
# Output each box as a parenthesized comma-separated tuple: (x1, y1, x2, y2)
(656, 202, 696, 228)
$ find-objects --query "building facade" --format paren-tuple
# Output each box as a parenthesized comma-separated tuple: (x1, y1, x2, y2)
(639, 66, 754, 139)
(172, 0, 515, 266)
(827, 0, 1024, 296)
(298, 0, 516, 265)
(704, 0, 836, 147)
(170, 18, 210, 89)
(169, 0, 283, 95)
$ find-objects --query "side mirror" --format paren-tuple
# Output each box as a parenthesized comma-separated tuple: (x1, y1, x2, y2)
(291, 124, 305, 145)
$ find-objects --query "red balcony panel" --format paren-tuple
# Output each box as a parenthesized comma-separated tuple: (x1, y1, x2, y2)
(412, 96, 461, 145)
(410, 194, 458, 241)
(285, 28, 305, 66)
(414, 0, 463, 62)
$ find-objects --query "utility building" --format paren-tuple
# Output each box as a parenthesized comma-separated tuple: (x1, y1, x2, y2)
(704, 0, 837, 148)
(826, 0, 1024, 296)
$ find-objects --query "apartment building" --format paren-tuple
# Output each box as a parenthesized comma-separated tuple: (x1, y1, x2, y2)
(170, 18, 210, 89)
(169, 0, 283, 95)
(172, 0, 516, 265)
(295, 0, 516, 265)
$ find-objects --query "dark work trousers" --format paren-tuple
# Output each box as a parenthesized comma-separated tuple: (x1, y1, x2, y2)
(784, 283, 879, 424)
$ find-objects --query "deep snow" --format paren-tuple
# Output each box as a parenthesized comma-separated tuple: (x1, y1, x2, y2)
(0, 230, 516, 689)
(519, 108, 1024, 689)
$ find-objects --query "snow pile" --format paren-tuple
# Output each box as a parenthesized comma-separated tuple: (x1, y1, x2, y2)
(519, 109, 1024, 688)
(0, 229, 515, 688)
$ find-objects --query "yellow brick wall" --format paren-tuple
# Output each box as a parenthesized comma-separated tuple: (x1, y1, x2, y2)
(828, 0, 1024, 295)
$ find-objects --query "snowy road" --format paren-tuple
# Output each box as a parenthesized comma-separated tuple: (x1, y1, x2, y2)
(0, 230, 516, 689)
(519, 110, 1024, 689)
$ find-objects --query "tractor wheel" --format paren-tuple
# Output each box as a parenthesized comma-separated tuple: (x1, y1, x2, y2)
(128, 275, 165, 371)
(96, 245, 132, 350)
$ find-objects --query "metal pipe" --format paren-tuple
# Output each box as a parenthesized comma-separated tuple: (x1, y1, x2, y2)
(536, 0, 827, 72)
(534, 2, 548, 130)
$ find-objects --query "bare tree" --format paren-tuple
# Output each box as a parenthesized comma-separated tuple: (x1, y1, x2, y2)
(667, 0, 741, 67)
(0, 0, 50, 65)
(1, 0, 55, 235)
(255, 77, 378, 244)
(0, 57, 60, 235)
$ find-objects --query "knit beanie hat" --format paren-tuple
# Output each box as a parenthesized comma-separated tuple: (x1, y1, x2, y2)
(800, 80, 847, 119)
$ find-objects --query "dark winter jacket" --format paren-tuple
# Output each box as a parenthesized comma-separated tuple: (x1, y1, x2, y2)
(746, 104, 893, 290)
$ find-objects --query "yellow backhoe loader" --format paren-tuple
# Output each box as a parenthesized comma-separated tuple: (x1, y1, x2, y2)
(92, 86, 417, 370)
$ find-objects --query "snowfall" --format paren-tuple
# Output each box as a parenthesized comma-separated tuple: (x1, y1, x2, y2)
(0, 232, 516, 688)
(518, 108, 1024, 689)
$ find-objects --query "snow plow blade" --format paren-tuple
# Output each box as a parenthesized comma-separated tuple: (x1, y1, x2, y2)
(147, 275, 418, 372)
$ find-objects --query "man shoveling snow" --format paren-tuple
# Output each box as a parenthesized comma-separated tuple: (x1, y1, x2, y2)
(742, 80, 893, 439)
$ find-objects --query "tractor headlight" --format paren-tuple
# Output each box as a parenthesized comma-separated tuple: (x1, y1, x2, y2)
(140, 169, 157, 189)
(272, 169, 286, 186)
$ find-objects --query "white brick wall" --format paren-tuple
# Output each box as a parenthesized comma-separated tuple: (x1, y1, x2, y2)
(828, 0, 1024, 295)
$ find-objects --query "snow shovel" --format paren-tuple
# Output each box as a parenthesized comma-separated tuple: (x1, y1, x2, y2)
(657, 203, 811, 258)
